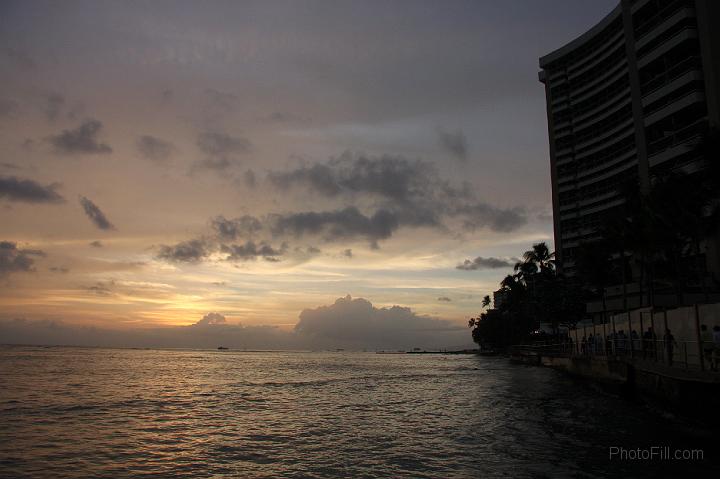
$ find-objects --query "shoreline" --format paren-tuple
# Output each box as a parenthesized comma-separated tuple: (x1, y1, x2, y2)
(510, 349, 720, 427)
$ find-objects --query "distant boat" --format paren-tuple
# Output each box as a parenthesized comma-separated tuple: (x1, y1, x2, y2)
(217, 346, 229, 350)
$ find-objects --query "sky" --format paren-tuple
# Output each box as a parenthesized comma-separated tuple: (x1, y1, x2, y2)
(0, 0, 616, 349)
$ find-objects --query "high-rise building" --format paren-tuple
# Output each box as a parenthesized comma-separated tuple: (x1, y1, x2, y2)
(539, 0, 720, 279)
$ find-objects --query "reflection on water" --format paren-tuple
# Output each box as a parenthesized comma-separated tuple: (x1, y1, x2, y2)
(0, 347, 717, 478)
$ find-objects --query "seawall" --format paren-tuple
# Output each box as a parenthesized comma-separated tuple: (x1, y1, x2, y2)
(511, 351, 720, 425)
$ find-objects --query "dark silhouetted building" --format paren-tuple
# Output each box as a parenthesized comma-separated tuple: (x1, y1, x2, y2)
(539, 0, 720, 281)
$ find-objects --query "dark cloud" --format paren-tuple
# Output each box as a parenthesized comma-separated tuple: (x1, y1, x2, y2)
(295, 295, 468, 349)
(438, 296, 452, 302)
(47, 119, 112, 155)
(270, 206, 399, 246)
(343, 248, 353, 258)
(0, 175, 65, 203)
(156, 238, 212, 263)
(136, 135, 175, 163)
(195, 312, 226, 326)
(454, 203, 526, 233)
(265, 153, 526, 235)
(49, 266, 69, 274)
(89, 240, 103, 248)
(157, 236, 286, 264)
(0, 163, 20, 170)
(267, 152, 437, 202)
(211, 215, 263, 241)
(162, 151, 527, 261)
(0, 241, 45, 277)
(220, 241, 285, 262)
(194, 131, 252, 171)
(437, 128, 468, 161)
(79, 196, 115, 230)
(456, 256, 514, 271)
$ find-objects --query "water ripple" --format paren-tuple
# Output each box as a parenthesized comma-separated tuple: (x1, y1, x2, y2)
(0, 347, 717, 478)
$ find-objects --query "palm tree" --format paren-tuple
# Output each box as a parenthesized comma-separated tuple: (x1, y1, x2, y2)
(521, 242, 555, 274)
(481, 295, 491, 309)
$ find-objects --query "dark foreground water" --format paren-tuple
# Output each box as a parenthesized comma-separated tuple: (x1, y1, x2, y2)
(0, 346, 717, 478)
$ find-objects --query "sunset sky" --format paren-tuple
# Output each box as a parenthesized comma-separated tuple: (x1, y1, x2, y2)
(0, 0, 616, 348)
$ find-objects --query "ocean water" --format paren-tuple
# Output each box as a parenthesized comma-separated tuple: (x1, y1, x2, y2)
(0, 346, 717, 478)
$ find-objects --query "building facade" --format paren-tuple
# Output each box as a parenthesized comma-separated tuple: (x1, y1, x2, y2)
(539, 0, 720, 279)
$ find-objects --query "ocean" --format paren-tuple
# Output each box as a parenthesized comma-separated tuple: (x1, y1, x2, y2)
(0, 346, 716, 478)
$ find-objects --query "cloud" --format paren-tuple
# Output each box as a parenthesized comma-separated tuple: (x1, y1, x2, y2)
(438, 296, 452, 302)
(47, 119, 112, 155)
(453, 203, 526, 233)
(0, 175, 65, 203)
(0, 295, 474, 350)
(136, 135, 175, 163)
(158, 151, 527, 262)
(265, 152, 525, 235)
(456, 256, 514, 270)
(195, 312, 226, 326)
(220, 241, 285, 262)
(0, 318, 300, 350)
(343, 248, 353, 258)
(156, 238, 212, 263)
(158, 151, 527, 264)
(266, 152, 437, 202)
(0, 241, 45, 277)
(270, 206, 399, 247)
(89, 240, 103, 248)
(295, 295, 469, 349)
(437, 128, 468, 161)
(194, 131, 251, 171)
(211, 215, 263, 241)
(79, 196, 115, 230)
(84, 280, 115, 296)
(157, 233, 286, 263)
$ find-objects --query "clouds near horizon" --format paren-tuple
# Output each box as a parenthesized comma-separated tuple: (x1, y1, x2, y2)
(0, 241, 45, 277)
(0, 295, 474, 350)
